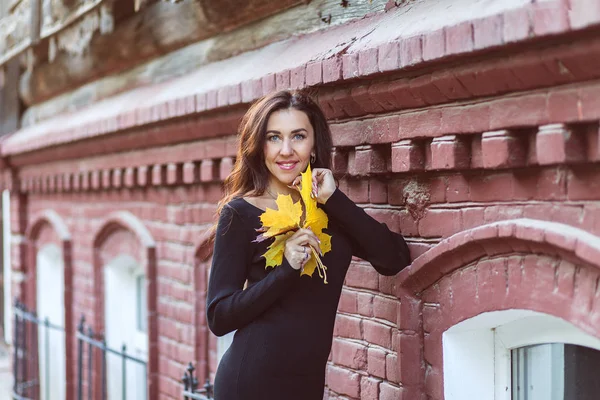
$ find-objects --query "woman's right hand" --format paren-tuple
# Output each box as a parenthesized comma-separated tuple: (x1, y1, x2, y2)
(284, 228, 321, 270)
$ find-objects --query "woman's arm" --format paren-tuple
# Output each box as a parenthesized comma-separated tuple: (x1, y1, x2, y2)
(206, 204, 299, 336)
(322, 188, 411, 276)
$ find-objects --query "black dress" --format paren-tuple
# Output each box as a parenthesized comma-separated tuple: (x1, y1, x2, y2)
(206, 188, 410, 400)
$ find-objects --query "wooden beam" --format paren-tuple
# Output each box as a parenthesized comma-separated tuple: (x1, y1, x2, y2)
(19, 0, 303, 106)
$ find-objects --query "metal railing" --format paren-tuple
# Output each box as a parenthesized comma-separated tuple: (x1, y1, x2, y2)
(182, 363, 212, 400)
(13, 301, 65, 400)
(76, 316, 148, 400)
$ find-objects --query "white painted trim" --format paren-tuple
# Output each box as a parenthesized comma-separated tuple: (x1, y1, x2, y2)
(443, 309, 600, 400)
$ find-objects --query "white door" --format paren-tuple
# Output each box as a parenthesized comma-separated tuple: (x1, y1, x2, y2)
(36, 244, 66, 400)
(104, 255, 148, 400)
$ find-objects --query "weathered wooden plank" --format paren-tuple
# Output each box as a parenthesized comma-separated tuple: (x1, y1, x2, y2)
(19, 0, 304, 106)
(0, 59, 21, 136)
(21, 0, 389, 124)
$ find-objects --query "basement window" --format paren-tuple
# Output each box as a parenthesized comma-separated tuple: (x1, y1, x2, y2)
(443, 309, 600, 400)
(511, 343, 600, 400)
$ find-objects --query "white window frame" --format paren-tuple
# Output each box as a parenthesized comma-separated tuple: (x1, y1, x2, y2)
(443, 309, 600, 400)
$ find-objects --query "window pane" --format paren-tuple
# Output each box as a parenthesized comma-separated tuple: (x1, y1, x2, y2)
(136, 276, 148, 332)
(511, 344, 600, 400)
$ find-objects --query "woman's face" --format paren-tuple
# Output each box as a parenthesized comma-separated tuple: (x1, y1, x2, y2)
(263, 108, 315, 191)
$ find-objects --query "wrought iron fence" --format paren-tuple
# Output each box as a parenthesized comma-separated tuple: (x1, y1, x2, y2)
(13, 300, 65, 400)
(182, 363, 212, 400)
(12, 302, 149, 400)
(76, 315, 148, 400)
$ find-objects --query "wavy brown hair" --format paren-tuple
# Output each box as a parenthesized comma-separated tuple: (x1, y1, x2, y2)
(210, 90, 333, 240)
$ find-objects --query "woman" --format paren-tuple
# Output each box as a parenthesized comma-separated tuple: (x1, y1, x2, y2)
(206, 90, 411, 399)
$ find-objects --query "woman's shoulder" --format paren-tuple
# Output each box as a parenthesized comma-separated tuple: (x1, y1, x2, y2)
(221, 197, 261, 219)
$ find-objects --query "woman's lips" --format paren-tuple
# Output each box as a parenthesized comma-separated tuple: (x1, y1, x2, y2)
(277, 161, 298, 171)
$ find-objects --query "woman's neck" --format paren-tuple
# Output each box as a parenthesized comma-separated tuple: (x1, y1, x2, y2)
(266, 180, 300, 201)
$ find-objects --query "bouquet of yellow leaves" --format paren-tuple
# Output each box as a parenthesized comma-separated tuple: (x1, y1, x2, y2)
(254, 164, 332, 283)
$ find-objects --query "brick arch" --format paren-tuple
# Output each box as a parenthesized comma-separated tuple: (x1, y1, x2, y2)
(193, 232, 214, 384)
(398, 218, 600, 292)
(25, 210, 75, 400)
(92, 211, 158, 400)
(393, 219, 600, 400)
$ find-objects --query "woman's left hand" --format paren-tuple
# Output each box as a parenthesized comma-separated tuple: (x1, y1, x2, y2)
(292, 168, 336, 204)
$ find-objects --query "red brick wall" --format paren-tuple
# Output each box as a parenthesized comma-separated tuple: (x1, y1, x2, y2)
(5, 1, 600, 399)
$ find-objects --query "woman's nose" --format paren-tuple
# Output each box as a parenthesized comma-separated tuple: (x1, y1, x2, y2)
(280, 138, 293, 155)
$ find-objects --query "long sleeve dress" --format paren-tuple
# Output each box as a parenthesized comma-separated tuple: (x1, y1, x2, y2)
(206, 188, 411, 400)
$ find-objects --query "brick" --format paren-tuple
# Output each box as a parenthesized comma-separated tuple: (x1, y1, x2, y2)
(349, 145, 387, 175)
(408, 75, 447, 105)
(380, 382, 401, 400)
(137, 165, 151, 186)
(305, 61, 322, 86)
(373, 296, 398, 323)
(473, 14, 504, 49)
(332, 339, 367, 369)
(369, 179, 388, 204)
(183, 162, 199, 184)
(367, 347, 387, 378)
(334, 314, 362, 340)
(331, 148, 348, 174)
(490, 94, 548, 130)
(385, 353, 398, 382)
(361, 376, 380, 400)
(343, 53, 360, 80)
(504, 6, 532, 43)
(422, 29, 445, 61)
(532, 1, 569, 36)
(445, 21, 473, 55)
(351, 86, 385, 115)
(430, 70, 471, 100)
(345, 263, 379, 290)
(398, 294, 421, 331)
(378, 42, 399, 72)
(151, 165, 165, 186)
(112, 168, 123, 188)
(371, 115, 400, 144)
(275, 70, 291, 91)
(358, 48, 379, 76)
(290, 65, 306, 90)
(338, 289, 358, 314)
(536, 124, 585, 165)
(262, 73, 276, 94)
(430, 135, 470, 170)
(347, 179, 370, 204)
(363, 320, 392, 349)
(481, 130, 527, 168)
(399, 35, 423, 67)
(547, 89, 579, 123)
(569, 0, 600, 29)
(358, 292, 374, 316)
(219, 157, 234, 180)
(200, 160, 218, 182)
(323, 56, 343, 83)
(327, 365, 360, 398)
(424, 365, 443, 399)
(391, 140, 424, 172)
(166, 163, 181, 185)
(397, 334, 422, 385)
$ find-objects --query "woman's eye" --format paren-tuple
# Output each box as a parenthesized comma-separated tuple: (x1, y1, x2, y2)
(267, 135, 281, 142)
(293, 134, 306, 140)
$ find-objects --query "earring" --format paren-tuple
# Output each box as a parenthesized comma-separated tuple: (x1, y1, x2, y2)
(310, 153, 316, 164)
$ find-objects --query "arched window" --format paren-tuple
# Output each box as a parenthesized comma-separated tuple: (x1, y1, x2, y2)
(443, 309, 600, 400)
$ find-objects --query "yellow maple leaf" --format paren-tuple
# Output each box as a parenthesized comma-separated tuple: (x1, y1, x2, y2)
(258, 165, 332, 283)
(264, 231, 295, 269)
(259, 194, 302, 239)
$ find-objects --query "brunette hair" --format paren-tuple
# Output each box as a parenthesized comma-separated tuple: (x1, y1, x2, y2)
(210, 90, 333, 239)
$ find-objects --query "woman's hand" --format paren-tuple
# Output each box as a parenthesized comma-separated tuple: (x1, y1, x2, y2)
(284, 228, 321, 270)
(291, 168, 336, 204)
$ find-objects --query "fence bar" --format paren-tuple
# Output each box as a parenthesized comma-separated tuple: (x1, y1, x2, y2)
(45, 318, 50, 400)
(13, 304, 19, 397)
(77, 316, 85, 400)
(87, 327, 93, 400)
(101, 336, 107, 400)
(121, 344, 127, 400)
